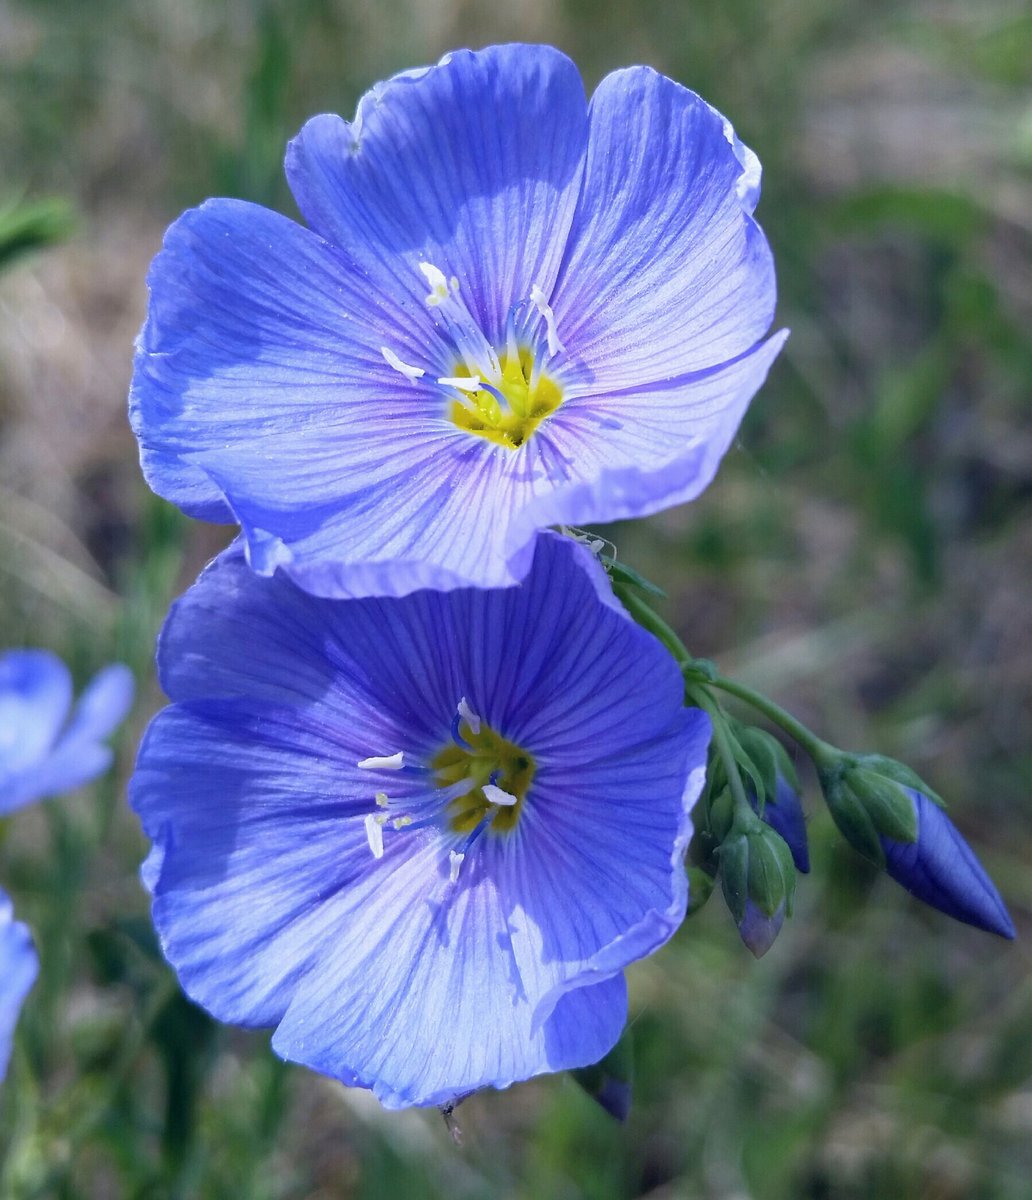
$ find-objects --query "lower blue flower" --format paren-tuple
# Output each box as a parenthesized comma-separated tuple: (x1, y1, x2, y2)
(131, 534, 711, 1108)
(0, 650, 134, 815)
(882, 789, 1015, 939)
(0, 889, 38, 1081)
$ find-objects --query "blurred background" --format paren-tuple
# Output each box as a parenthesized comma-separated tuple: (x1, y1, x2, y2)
(1, 1, 1030, 1196)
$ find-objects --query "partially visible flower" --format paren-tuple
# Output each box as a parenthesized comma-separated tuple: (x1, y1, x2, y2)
(720, 816, 796, 959)
(131, 534, 710, 1108)
(0, 888, 37, 1081)
(131, 43, 785, 600)
(883, 789, 1015, 939)
(751, 766, 810, 874)
(0, 650, 134, 815)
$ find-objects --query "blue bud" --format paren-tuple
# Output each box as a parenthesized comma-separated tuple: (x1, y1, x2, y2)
(882, 789, 1015, 939)
(752, 769, 810, 874)
(738, 897, 786, 959)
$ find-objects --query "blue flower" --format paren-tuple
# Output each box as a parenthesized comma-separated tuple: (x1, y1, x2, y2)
(131, 534, 710, 1108)
(130, 43, 785, 600)
(0, 650, 134, 815)
(0, 889, 37, 1081)
(882, 789, 1015, 939)
(752, 769, 810, 873)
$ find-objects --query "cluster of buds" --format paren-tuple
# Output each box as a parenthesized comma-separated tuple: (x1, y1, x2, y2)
(819, 754, 1014, 939)
(694, 719, 1014, 954)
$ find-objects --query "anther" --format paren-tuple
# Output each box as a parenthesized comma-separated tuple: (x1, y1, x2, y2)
(438, 376, 481, 393)
(364, 813, 385, 859)
(381, 346, 425, 380)
(457, 697, 481, 735)
(483, 783, 519, 807)
(357, 752, 405, 771)
(420, 262, 455, 307)
(374, 792, 389, 808)
(448, 849, 465, 883)
(529, 283, 565, 357)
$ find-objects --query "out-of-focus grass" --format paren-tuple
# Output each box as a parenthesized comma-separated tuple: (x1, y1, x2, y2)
(0, 0, 1029, 1196)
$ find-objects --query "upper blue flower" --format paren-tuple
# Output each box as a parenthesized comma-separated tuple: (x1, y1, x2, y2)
(882, 789, 1015, 939)
(0, 888, 37, 1081)
(131, 533, 711, 1108)
(130, 43, 785, 599)
(0, 650, 134, 816)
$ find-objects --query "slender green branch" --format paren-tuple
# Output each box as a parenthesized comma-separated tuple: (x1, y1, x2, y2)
(706, 672, 836, 769)
(613, 586, 692, 668)
(687, 685, 753, 821)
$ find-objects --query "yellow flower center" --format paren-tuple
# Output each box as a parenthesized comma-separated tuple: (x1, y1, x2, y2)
(432, 719, 535, 835)
(449, 349, 562, 450)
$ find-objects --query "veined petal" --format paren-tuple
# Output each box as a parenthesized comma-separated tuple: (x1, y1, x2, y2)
(0, 890, 38, 1081)
(133, 534, 708, 1106)
(130, 198, 444, 525)
(286, 44, 588, 346)
(552, 66, 777, 390)
(58, 664, 134, 749)
(510, 333, 788, 538)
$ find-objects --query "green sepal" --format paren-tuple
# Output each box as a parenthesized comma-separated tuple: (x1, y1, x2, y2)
(848, 768, 919, 842)
(718, 831, 750, 924)
(601, 556, 666, 598)
(686, 866, 716, 916)
(856, 754, 944, 808)
(819, 764, 886, 867)
(746, 825, 796, 918)
(570, 1024, 634, 1123)
(706, 787, 735, 845)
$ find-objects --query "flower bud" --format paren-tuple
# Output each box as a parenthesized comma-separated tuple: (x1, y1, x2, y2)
(818, 756, 919, 867)
(751, 763, 810, 875)
(719, 817, 796, 957)
(882, 788, 1015, 939)
(570, 1024, 634, 1122)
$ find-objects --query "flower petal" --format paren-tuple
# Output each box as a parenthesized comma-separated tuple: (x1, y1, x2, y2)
(0, 890, 38, 1081)
(0, 650, 71, 781)
(552, 66, 777, 390)
(286, 44, 588, 346)
(58, 663, 134, 749)
(133, 533, 705, 1105)
(511, 332, 788, 537)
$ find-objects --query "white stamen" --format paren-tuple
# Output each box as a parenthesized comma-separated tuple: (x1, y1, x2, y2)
(357, 752, 405, 771)
(438, 375, 481, 393)
(529, 283, 565, 357)
(587, 538, 606, 556)
(448, 850, 465, 883)
(420, 262, 453, 307)
(364, 813, 385, 859)
(381, 346, 425, 380)
(483, 783, 519, 807)
(374, 792, 390, 808)
(457, 697, 481, 735)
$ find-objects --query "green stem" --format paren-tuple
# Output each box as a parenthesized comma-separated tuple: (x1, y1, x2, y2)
(707, 672, 836, 769)
(691, 686, 754, 821)
(615, 586, 692, 668)
(616, 583, 837, 772)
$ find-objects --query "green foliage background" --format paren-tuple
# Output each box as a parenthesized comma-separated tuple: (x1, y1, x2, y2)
(0, 1, 1029, 1196)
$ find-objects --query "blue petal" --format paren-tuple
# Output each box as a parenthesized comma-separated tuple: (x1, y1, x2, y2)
(882, 791, 1015, 939)
(552, 66, 778, 390)
(757, 771, 810, 874)
(738, 898, 785, 958)
(286, 44, 588, 347)
(59, 664, 134, 748)
(0, 890, 38, 1082)
(0, 650, 72, 780)
(509, 333, 788, 536)
(134, 533, 708, 1105)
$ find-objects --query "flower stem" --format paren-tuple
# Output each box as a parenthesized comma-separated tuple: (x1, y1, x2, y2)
(705, 673, 836, 770)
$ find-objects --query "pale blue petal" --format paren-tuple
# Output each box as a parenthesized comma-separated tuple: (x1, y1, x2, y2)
(552, 66, 777, 390)
(0, 890, 37, 1081)
(286, 44, 588, 346)
(0, 650, 71, 779)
